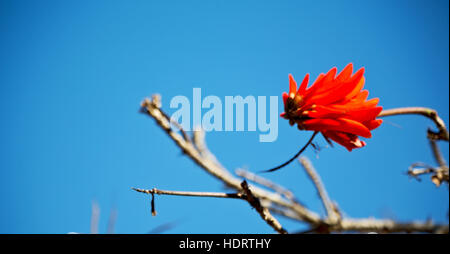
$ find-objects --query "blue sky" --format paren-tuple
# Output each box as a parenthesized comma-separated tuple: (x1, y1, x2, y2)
(0, 0, 448, 233)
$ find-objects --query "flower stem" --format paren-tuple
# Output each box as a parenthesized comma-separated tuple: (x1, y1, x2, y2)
(261, 131, 318, 173)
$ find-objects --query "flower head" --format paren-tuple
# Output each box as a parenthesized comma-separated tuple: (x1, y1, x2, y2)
(281, 63, 383, 151)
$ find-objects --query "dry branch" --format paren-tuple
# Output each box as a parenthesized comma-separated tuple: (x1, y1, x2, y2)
(379, 107, 449, 141)
(299, 157, 340, 224)
(140, 96, 321, 226)
(132, 184, 287, 234)
(236, 168, 295, 201)
(135, 95, 449, 234)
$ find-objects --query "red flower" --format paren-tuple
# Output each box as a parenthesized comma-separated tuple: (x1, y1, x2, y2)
(281, 63, 383, 151)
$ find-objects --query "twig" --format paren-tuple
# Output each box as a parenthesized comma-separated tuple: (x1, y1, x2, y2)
(235, 168, 295, 201)
(408, 163, 449, 187)
(380, 107, 449, 187)
(407, 139, 449, 187)
(132, 187, 245, 199)
(240, 180, 288, 234)
(141, 95, 192, 143)
(379, 107, 449, 141)
(430, 139, 448, 168)
(299, 157, 339, 224)
(193, 128, 222, 167)
(337, 218, 448, 234)
(132, 185, 288, 234)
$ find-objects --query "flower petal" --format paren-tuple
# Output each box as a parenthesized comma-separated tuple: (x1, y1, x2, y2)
(282, 92, 288, 105)
(336, 63, 353, 82)
(304, 105, 347, 118)
(289, 74, 297, 96)
(346, 106, 383, 122)
(297, 73, 309, 95)
(363, 119, 383, 130)
(343, 76, 365, 101)
(323, 131, 366, 151)
(304, 73, 325, 98)
(303, 118, 372, 138)
(306, 67, 365, 106)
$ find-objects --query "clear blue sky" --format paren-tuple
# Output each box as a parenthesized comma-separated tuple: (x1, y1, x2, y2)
(0, 0, 448, 233)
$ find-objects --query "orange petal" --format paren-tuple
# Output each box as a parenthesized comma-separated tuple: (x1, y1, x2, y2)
(343, 76, 365, 101)
(327, 91, 371, 111)
(289, 74, 297, 96)
(303, 118, 372, 138)
(304, 73, 325, 98)
(306, 67, 365, 106)
(336, 63, 353, 82)
(363, 98, 379, 108)
(305, 105, 347, 118)
(324, 67, 337, 83)
(282, 92, 288, 105)
(323, 131, 366, 151)
(297, 73, 309, 95)
(353, 90, 369, 102)
(307, 68, 338, 97)
(346, 106, 383, 122)
(350, 67, 365, 82)
(363, 119, 383, 130)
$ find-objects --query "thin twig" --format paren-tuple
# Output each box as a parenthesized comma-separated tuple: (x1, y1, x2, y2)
(193, 128, 222, 167)
(240, 180, 288, 234)
(299, 157, 339, 224)
(408, 163, 449, 187)
(337, 218, 448, 234)
(430, 139, 448, 168)
(379, 107, 449, 141)
(132, 185, 288, 234)
(235, 168, 295, 201)
(132, 187, 246, 199)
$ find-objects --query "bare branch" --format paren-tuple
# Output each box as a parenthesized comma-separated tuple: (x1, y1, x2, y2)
(430, 139, 448, 169)
(379, 107, 449, 141)
(132, 187, 245, 199)
(140, 96, 321, 225)
(408, 163, 449, 187)
(137, 95, 449, 234)
(299, 157, 340, 224)
(240, 180, 288, 234)
(337, 218, 449, 234)
(235, 168, 296, 201)
(132, 184, 288, 234)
